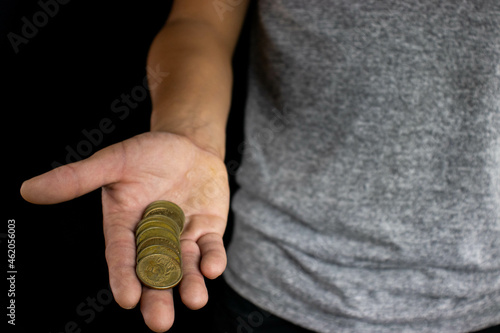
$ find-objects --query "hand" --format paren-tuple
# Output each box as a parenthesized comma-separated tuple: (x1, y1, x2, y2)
(20, 131, 230, 332)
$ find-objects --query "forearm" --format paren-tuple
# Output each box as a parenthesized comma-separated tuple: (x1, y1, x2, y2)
(147, 20, 235, 159)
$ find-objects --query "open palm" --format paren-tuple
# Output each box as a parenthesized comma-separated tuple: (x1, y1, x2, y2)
(21, 131, 230, 332)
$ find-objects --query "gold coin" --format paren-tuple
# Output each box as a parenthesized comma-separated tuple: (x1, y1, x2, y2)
(143, 202, 185, 231)
(136, 227, 178, 246)
(137, 236, 181, 255)
(137, 244, 181, 263)
(136, 214, 180, 232)
(135, 215, 180, 237)
(143, 200, 185, 232)
(136, 253, 182, 289)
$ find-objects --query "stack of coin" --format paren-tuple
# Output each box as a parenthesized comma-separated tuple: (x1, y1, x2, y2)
(135, 200, 185, 289)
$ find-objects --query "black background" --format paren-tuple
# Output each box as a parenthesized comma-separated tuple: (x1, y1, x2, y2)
(2, 0, 249, 332)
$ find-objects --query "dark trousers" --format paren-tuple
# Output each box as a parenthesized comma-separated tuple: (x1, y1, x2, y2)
(211, 278, 500, 333)
(211, 278, 314, 333)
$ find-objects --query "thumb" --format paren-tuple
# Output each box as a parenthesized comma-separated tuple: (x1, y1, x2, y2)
(20, 143, 124, 204)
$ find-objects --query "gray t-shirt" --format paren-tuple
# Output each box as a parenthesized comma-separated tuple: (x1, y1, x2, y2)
(224, 1, 500, 332)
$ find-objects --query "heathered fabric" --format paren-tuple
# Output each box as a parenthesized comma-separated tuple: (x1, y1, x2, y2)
(224, 1, 500, 332)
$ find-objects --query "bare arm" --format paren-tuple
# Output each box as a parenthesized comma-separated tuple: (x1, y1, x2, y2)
(147, 0, 250, 159)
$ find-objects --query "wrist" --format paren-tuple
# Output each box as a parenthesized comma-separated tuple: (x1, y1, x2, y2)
(150, 115, 226, 160)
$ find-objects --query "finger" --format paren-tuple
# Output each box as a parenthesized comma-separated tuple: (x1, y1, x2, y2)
(198, 232, 227, 279)
(20, 142, 125, 204)
(140, 287, 175, 332)
(178, 238, 208, 310)
(181, 215, 227, 279)
(104, 213, 142, 310)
